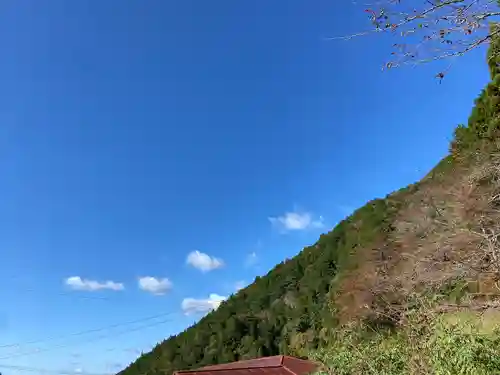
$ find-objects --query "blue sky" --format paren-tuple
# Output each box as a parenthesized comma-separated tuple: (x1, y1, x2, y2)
(0, 0, 492, 374)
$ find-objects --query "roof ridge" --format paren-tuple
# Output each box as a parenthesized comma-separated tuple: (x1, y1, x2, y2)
(283, 356, 316, 363)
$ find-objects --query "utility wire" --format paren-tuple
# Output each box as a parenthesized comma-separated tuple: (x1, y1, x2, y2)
(15, 287, 112, 301)
(0, 363, 112, 375)
(0, 275, 113, 301)
(0, 316, 173, 360)
(0, 311, 174, 349)
(41, 289, 111, 301)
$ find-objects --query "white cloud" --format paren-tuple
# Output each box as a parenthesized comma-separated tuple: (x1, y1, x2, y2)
(181, 293, 227, 315)
(64, 276, 124, 292)
(234, 280, 246, 291)
(138, 276, 172, 295)
(268, 211, 324, 232)
(186, 250, 224, 272)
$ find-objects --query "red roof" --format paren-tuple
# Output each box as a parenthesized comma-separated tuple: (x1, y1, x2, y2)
(174, 356, 319, 375)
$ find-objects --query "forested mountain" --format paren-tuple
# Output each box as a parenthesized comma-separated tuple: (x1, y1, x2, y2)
(118, 27, 500, 375)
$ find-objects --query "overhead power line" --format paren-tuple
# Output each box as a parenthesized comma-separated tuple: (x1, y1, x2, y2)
(0, 311, 174, 349)
(18, 287, 111, 301)
(3, 275, 114, 302)
(0, 316, 173, 360)
(0, 363, 112, 375)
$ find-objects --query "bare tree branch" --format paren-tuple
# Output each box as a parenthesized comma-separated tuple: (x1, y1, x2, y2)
(331, 0, 500, 77)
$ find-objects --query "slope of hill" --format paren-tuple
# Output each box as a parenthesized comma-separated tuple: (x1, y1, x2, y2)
(118, 26, 500, 375)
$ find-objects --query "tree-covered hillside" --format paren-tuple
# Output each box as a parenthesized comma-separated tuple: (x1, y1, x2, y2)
(118, 25, 500, 375)
(118, 196, 402, 375)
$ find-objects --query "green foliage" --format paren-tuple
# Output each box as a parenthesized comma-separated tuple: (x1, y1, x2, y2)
(313, 328, 410, 375)
(430, 325, 500, 375)
(452, 24, 500, 153)
(313, 309, 500, 375)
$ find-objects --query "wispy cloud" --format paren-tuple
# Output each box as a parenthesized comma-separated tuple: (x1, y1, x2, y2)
(138, 276, 172, 295)
(268, 211, 324, 232)
(244, 240, 261, 268)
(245, 251, 258, 267)
(186, 250, 224, 272)
(64, 276, 124, 292)
(106, 362, 124, 371)
(181, 293, 226, 315)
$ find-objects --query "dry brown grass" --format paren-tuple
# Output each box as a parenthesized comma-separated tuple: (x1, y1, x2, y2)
(332, 150, 500, 325)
